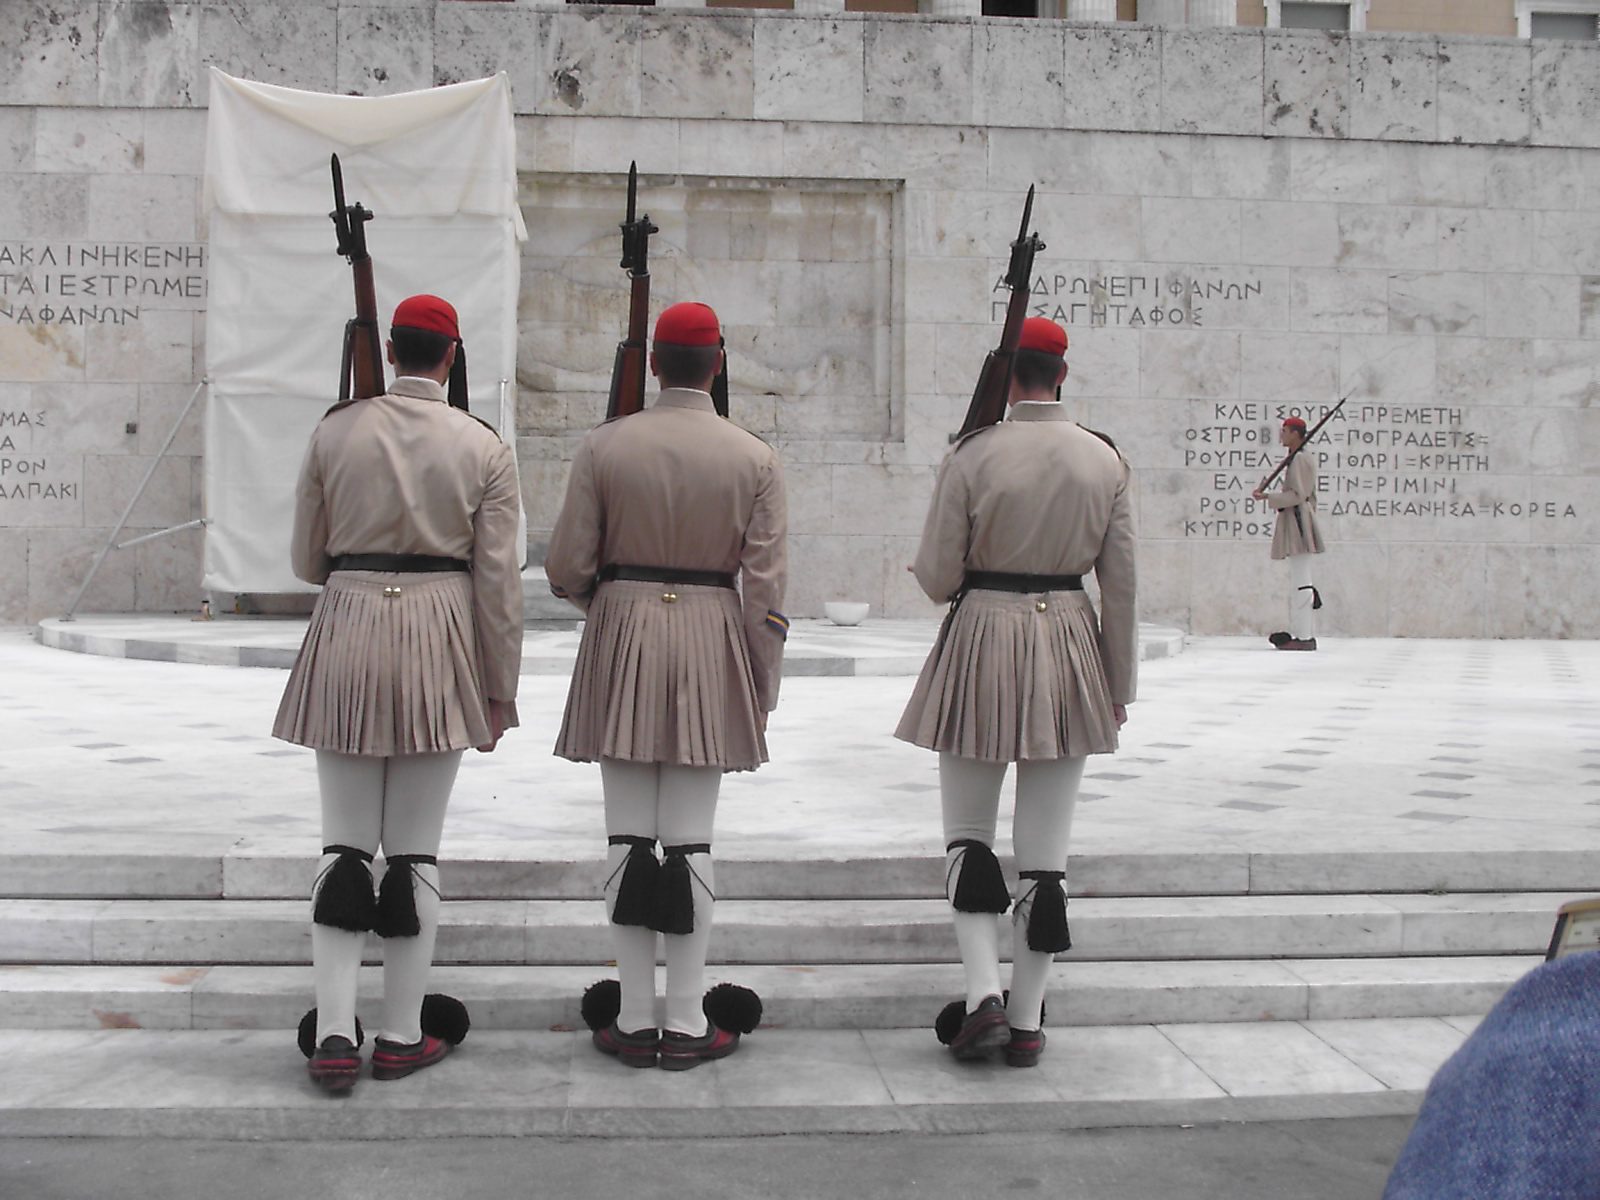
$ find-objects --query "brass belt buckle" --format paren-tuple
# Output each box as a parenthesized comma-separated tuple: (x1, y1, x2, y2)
(662, 591, 678, 604)
(384, 585, 402, 599)
(1034, 598, 1048, 612)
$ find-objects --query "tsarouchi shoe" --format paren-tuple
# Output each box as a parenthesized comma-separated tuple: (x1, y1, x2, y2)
(307, 1034, 362, 1095)
(1276, 637, 1318, 651)
(1268, 631, 1292, 647)
(1005, 1027, 1046, 1068)
(659, 1023, 740, 1071)
(593, 1022, 661, 1068)
(949, 994, 1011, 1061)
(371, 1034, 452, 1081)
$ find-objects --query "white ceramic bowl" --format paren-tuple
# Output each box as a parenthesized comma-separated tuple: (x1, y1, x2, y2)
(823, 601, 870, 626)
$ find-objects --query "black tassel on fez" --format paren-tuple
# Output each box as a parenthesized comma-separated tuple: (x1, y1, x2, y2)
(1019, 870, 1072, 953)
(312, 845, 378, 933)
(654, 843, 709, 936)
(948, 839, 1011, 914)
(374, 854, 437, 939)
(607, 836, 660, 929)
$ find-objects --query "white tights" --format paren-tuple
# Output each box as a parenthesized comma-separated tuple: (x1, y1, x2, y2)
(940, 752, 1086, 1033)
(1289, 554, 1316, 641)
(601, 758, 721, 1037)
(311, 749, 461, 1047)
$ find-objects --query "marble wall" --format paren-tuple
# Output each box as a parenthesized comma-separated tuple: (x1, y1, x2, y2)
(2, 4, 1598, 637)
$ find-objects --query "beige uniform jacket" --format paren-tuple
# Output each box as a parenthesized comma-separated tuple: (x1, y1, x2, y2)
(290, 376, 524, 703)
(545, 388, 788, 712)
(913, 402, 1138, 706)
(1267, 450, 1326, 560)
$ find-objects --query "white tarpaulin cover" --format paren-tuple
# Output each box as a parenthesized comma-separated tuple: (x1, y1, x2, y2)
(202, 68, 526, 594)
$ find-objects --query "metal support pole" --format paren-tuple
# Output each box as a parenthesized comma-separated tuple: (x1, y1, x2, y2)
(498, 377, 508, 436)
(115, 518, 209, 550)
(61, 377, 208, 622)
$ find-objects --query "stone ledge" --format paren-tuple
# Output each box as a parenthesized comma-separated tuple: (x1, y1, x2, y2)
(0, 1023, 1452, 1138)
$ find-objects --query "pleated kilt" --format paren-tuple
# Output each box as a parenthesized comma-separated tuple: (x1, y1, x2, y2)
(273, 571, 491, 756)
(555, 579, 767, 772)
(895, 587, 1118, 763)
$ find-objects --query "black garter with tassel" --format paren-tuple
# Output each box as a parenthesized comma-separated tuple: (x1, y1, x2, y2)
(374, 853, 438, 939)
(654, 842, 710, 936)
(312, 844, 378, 933)
(1018, 870, 1072, 953)
(607, 835, 660, 929)
(947, 839, 1011, 914)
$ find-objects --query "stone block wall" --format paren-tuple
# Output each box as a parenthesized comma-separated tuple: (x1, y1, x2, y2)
(2, 4, 1598, 636)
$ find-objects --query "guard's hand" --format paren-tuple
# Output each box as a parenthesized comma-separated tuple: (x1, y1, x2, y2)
(476, 699, 513, 753)
(1251, 489, 1266, 501)
(1113, 703, 1128, 728)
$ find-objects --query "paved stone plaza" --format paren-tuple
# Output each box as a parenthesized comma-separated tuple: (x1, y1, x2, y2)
(2, 622, 1596, 1138)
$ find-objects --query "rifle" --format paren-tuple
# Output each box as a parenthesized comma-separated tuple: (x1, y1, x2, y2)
(328, 154, 385, 402)
(1256, 395, 1347, 494)
(605, 162, 659, 420)
(953, 185, 1045, 441)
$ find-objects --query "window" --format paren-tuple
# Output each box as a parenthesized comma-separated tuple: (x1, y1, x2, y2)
(1266, 0, 1367, 30)
(1516, 2, 1600, 38)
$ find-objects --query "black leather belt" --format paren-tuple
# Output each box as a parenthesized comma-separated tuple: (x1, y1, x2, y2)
(599, 564, 736, 590)
(964, 570, 1083, 593)
(332, 554, 470, 573)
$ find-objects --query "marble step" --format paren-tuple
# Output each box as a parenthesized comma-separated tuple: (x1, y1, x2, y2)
(0, 957, 1537, 1033)
(8, 843, 1598, 901)
(0, 1020, 1472, 1139)
(0, 893, 1577, 967)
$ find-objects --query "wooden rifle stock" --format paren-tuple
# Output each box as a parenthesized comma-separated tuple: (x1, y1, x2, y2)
(329, 155, 385, 402)
(605, 163, 658, 421)
(954, 186, 1045, 441)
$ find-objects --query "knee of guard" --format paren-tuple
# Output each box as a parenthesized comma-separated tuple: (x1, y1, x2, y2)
(312, 844, 377, 933)
(373, 854, 439, 939)
(945, 839, 1010, 914)
(1015, 870, 1072, 954)
(605, 835, 660, 929)
(655, 842, 713, 936)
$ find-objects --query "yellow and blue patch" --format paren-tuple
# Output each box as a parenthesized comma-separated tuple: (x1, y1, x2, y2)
(764, 609, 789, 639)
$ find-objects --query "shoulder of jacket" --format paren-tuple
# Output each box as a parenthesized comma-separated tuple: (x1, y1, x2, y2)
(950, 423, 1001, 454)
(1074, 421, 1131, 468)
(443, 404, 506, 443)
(320, 399, 358, 420)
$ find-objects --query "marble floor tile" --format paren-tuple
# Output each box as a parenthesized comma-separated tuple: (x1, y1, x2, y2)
(1156, 1021, 1389, 1097)
(1303, 1016, 1466, 1090)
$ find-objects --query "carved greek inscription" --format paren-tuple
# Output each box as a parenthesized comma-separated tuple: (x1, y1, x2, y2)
(1181, 401, 1576, 538)
(992, 271, 1268, 329)
(0, 242, 208, 324)
(0, 409, 77, 508)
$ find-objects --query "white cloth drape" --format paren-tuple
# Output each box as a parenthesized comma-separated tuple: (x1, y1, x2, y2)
(202, 69, 526, 593)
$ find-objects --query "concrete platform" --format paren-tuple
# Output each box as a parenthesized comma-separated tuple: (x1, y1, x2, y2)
(35, 614, 1188, 676)
(0, 1020, 1473, 1139)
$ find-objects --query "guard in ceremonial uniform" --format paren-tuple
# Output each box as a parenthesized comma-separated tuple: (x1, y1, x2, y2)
(547, 301, 787, 1070)
(1252, 416, 1325, 652)
(897, 317, 1136, 1067)
(274, 294, 523, 1093)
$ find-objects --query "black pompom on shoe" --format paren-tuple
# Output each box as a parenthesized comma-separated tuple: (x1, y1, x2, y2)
(934, 999, 966, 1046)
(580, 979, 623, 1033)
(420, 993, 470, 1046)
(702, 983, 762, 1035)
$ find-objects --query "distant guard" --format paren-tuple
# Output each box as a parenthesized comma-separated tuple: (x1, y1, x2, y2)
(896, 316, 1137, 1068)
(547, 301, 787, 1069)
(1253, 416, 1326, 651)
(274, 294, 523, 1093)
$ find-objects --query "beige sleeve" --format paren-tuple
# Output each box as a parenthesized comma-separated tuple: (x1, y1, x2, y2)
(740, 451, 789, 712)
(288, 436, 333, 586)
(1094, 460, 1139, 706)
(1270, 452, 1314, 510)
(544, 441, 602, 614)
(911, 454, 971, 604)
(471, 440, 525, 703)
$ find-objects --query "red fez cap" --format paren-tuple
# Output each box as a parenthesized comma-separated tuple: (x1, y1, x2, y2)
(1282, 416, 1308, 433)
(1018, 316, 1068, 358)
(392, 294, 460, 342)
(654, 301, 721, 347)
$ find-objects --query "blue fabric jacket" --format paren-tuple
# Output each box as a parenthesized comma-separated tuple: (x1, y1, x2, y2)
(1385, 952, 1600, 1199)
